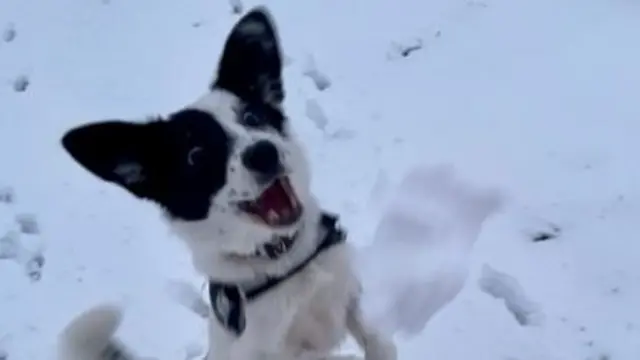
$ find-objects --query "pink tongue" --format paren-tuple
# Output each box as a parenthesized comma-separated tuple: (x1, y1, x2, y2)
(258, 182, 291, 214)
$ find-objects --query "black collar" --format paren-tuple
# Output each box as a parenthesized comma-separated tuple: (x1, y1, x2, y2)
(208, 212, 346, 336)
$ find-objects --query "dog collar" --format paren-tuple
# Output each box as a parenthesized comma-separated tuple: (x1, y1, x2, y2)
(208, 212, 346, 337)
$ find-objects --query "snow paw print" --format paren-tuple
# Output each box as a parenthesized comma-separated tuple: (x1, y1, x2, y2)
(0, 187, 14, 204)
(304, 98, 355, 140)
(303, 54, 331, 91)
(229, 0, 243, 14)
(2, 23, 16, 43)
(12, 75, 29, 93)
(305, 98, 329, 132)
(479, 264, 544, 326)
(387, 38, 424, 60)
(0, 186, 45, 282)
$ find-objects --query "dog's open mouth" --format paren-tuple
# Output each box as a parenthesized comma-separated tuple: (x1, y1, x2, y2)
(238, 177, 303, 227)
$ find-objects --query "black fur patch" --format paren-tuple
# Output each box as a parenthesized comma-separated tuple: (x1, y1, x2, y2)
(213, 7, 284, 105)
(240, 102, 286, 134)
(61, 109, 231, 221)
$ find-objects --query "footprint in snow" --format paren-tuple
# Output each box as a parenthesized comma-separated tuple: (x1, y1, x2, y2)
(12, 75, 29, 93)
(305, 98, 329, 132)
(0, 230, 45, 282)
(516, 211, 561, 242)
(479, 264, 544, 326)
(2, 23, 16, 43)
(304, 99, 355, 140)
(0, 187, 45, 282)
(325, 128, 356, 140)
(387, 38, 424, 60)
(303, 55, 331, 91)
(16, 213, 39, 235)
(229, 0, 243, 14)
(0, 187, 14, 204)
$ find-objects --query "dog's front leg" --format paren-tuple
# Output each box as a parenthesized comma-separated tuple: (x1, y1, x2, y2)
(213, 304, 295, 360)
(224, 266, 330, 360)
(346, 296, 397, 360)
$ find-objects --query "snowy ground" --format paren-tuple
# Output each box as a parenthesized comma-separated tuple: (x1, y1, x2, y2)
(2, 0, 640, 359)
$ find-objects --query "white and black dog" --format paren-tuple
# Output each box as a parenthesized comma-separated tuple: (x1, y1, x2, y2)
(57, 6, 397, 360)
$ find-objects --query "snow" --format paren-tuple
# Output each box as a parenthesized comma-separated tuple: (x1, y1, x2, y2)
(478, 264, 544, 327)
(1, 0, 640, 359)
(302, 55, 332, 91)
(357, 164, 505, 338)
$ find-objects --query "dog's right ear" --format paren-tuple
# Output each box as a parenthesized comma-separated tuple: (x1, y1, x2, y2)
(213, 6, 284, 105)
(61, 120, 168, 200)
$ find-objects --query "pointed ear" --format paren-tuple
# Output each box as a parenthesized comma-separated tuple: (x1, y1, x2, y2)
(213, 6, 284, 105)
(61, 120, 166, 199)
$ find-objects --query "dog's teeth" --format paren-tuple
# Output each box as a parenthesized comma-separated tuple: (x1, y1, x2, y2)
(279, 178, 302, 214)
(267, 209, 279, 224)
(288, 193, 298, 210)
(281, 180, 295, 201)
(279, 239, 289, 251)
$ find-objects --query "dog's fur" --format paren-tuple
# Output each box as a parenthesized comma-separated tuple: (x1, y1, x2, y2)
(57, 7, 396, 360)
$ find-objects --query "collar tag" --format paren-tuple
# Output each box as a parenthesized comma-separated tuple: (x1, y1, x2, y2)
(209, 284, 246, 336)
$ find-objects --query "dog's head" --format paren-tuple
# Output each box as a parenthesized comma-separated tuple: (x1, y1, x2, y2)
(61, 7, 317, 269)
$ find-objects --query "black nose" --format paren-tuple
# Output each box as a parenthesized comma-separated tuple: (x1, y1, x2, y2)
(242, 140, 281, 177)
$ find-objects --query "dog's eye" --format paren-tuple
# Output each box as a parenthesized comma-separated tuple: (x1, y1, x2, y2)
(239, 104, 285, 133)
(187, 146, 205, 166)
(242, 111, 265, 128)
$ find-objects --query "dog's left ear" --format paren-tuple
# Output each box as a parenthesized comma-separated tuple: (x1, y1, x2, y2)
(60, 119, 170, 200)
(213, 6, 284, 105)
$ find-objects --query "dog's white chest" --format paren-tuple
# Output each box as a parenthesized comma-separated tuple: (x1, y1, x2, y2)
(284, 245, 358, 356)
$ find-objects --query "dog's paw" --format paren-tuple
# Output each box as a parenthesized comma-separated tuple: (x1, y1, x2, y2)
(57, 304, 140, 360)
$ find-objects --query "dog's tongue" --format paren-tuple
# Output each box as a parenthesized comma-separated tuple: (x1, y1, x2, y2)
(257, 180, 292, 215)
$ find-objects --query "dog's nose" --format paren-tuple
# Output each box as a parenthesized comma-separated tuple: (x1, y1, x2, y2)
(242, 140, 281, 177)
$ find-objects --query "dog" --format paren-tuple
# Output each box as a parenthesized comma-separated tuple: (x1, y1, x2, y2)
(57, 6, 397, 360)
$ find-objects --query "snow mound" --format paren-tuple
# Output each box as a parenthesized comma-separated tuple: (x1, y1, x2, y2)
(357, 163, 505, 338)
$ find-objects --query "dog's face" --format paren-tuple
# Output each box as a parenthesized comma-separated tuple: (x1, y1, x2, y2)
(61, 8, 315, 260)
